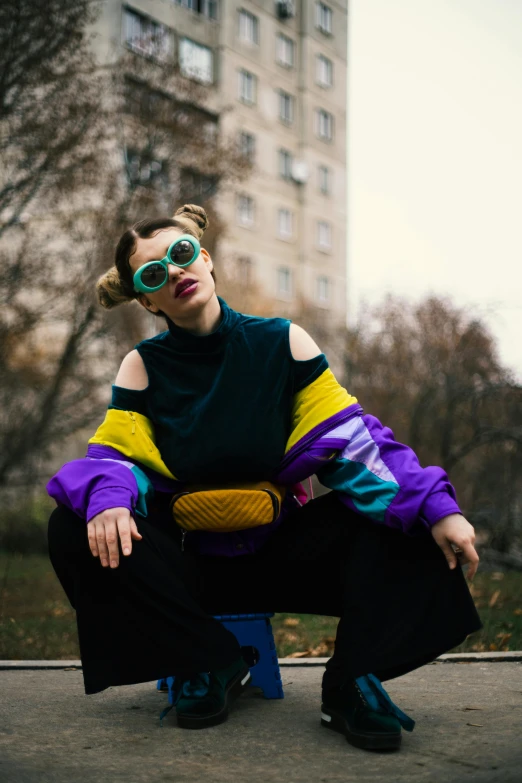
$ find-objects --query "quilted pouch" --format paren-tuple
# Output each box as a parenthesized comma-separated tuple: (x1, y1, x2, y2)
(170, 482, 285, 532)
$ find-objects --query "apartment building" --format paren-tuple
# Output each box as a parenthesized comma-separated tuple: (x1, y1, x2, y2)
(92, 0, 348, 321)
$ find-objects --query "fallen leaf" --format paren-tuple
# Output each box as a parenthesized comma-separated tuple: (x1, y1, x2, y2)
(489, 590, 501, 607)
(490, 572, 504, 581)
(513, 608, 522, 616)
(283, 618, 300, 627)
(285, 650, 311, 658)
(309, 642, 331, 657)
(466, 723, 483, 727)
(489, 643, 498, 651)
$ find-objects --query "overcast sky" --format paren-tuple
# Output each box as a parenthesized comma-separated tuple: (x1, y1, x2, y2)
(348, 0, 522, 380)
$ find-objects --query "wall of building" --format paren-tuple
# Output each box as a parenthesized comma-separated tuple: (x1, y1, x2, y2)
(90, 0, 348, 321)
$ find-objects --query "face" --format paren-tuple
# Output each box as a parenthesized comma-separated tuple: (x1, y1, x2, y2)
(129, 228, 215, 321)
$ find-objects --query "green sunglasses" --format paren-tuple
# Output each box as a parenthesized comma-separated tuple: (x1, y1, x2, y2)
(133, 234, 201, 293)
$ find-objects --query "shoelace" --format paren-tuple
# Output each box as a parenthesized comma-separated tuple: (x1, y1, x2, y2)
(180, 672, 210, 699)
(159, 672, 211, 725)
(355, 674, 415, 732)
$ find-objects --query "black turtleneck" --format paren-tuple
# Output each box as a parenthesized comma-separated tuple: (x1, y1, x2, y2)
(110, 298, 327, 483)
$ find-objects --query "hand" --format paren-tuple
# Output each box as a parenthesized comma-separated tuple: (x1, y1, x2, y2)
(431, 513, 479, 580)
(87, 507, 143, 569)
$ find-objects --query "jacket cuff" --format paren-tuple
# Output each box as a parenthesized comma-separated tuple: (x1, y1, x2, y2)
(421, 489, 462, 527)
(86, 488, 135, 523)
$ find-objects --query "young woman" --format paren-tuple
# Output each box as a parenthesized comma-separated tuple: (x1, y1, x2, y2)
(47, 204, 481, 751)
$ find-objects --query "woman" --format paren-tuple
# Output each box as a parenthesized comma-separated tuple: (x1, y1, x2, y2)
(47, 204, 481, 751)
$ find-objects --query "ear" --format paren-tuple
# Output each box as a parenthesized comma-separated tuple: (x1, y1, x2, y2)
(137, 295, 160, 314)
(200, 247, 213, 273)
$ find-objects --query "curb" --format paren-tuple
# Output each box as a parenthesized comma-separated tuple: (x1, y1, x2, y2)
(1, 651, 521, 670)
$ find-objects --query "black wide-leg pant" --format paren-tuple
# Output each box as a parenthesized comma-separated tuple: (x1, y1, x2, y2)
(48, 492, 481, 696)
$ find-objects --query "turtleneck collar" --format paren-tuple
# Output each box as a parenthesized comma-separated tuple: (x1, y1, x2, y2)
(166, 297, 239, 354)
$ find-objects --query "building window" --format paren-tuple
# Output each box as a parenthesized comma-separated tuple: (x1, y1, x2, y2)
(279, 149, 293, 180)
(123, 9, 172, 61)
(278, 90, 294, 124)
(276, 34, 295, 68)
(315, 2, 333, 34)
(124, 79, 170, 118)
(316, 54, 333, 87)
(180, 168, 218, 202)
(179, 38, 213, 84)
(175, 0, 218, 20)
(318, 165, 331, 195)
(238, 131, 256, 163)
(316, 109, 334, 141)
(278, 208, 293, 239)
(277, 267, 293, 298)
(238, 9, 259, 44)
(238, 256, 254, 285)
(317, 275, 330, 303)
(237, 194, 255, 227)
(317, 220, 332, 250)
(238, 69, 257, 104)
(125, 148, 167, 188)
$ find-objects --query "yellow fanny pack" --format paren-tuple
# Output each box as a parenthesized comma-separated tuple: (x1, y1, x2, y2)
(170, 482, 286, 533)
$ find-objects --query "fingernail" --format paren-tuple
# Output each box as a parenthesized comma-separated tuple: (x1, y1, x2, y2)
(110, 560, 117, 568)
(123, 547, 130, 555)
(101, 559, 108, 567)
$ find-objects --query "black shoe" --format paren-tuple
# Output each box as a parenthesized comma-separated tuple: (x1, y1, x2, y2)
(321, 674, 414, 751)
(174, 658, 251, 730)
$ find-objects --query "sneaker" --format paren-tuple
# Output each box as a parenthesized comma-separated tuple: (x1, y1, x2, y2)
(166, 658, 251, 730)
(321, 673, 415, 751)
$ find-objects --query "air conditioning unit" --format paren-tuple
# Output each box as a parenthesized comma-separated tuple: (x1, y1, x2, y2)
(276, 0, 296, 20)
(292, 160, 309, 184)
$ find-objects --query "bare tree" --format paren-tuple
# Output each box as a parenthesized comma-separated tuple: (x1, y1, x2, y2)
(0, 6, 250, 485)
(345, 295, 522, 550)
(0, 0, 106, 236)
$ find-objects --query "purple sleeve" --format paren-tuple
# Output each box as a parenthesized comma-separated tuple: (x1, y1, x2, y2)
(46, 458, 138, 523)
(362, 414, 461, 528)
(315, 412, 461, 534)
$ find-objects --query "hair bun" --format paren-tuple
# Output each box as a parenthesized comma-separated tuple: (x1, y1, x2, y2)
(96, 266, 133, 309)
(174, 204, 209, 233)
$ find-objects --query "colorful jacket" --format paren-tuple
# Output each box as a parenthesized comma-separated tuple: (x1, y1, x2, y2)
(47, 367, 461, 556)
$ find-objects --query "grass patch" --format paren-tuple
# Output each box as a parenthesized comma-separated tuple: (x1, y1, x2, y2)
(0, 552, 79, 659)
(1, 552, 521, 659)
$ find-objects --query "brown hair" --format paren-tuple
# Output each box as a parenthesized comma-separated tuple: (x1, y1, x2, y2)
(97, 204, 210, 309)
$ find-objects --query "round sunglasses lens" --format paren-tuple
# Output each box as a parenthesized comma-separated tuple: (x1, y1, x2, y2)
(169, 240, 194, 265)
(140, 263, 167, 289)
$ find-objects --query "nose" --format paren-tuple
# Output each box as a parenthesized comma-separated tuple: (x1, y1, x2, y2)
(166, 261, 182, 280)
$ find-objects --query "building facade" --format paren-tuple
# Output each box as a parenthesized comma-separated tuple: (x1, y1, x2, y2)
(92, 0, 348, 321)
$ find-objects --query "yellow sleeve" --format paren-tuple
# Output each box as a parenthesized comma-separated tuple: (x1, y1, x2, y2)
(88, 409, 176, 480)
(285, 369, 358, 453)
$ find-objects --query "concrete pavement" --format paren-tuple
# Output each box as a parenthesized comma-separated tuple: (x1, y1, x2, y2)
(1, 661, 521, 783)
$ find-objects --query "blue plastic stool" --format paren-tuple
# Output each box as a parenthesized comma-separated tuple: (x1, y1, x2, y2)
(157, 612, 284, 699)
